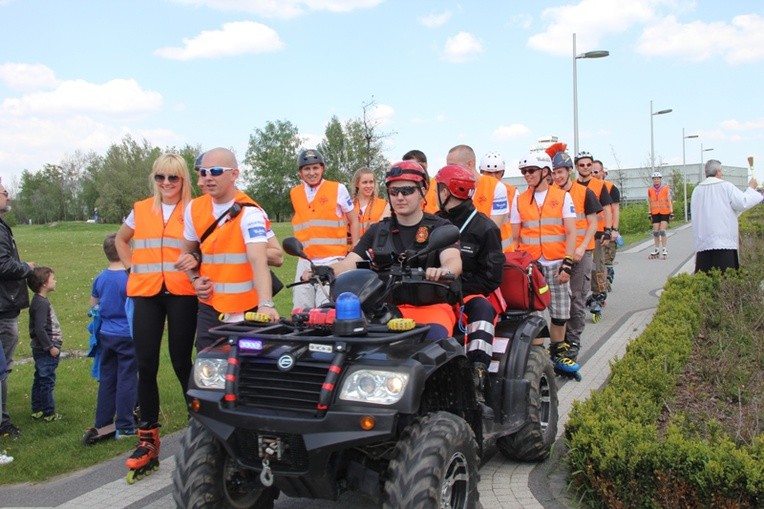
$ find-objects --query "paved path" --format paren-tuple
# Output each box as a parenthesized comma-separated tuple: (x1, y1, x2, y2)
(0, 225, 696, 509)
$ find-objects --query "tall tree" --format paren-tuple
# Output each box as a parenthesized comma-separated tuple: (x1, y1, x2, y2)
(242, 120, 303, 222)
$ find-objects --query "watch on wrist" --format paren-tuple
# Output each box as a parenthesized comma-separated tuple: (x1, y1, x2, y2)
(259, 300, 275, 308)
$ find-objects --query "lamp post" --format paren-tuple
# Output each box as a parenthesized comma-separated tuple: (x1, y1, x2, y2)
(650, 100, 672, 173)
(573, 33, 609, 156)
(700, 144, 714, 180)
(682, 129, 699, 221)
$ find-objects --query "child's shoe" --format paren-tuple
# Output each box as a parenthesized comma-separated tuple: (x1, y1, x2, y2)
(42, 413, 63, 422)
(115, 428, 137, 440)
(31, 411, 44, 420)
(0, 421, 21, 438)
(0, 450, 13, 465)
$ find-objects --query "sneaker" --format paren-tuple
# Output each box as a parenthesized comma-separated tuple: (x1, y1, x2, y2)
(0, 422, 21, 438)
(0, 450, 13, 465)
(42, 413, 63, 422)
(115, 428, 137, 440)
(31, 411, 44, 420)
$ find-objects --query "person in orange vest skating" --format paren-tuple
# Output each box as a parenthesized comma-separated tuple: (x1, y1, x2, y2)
(479, 151, 517, 252)
(348, 166, 390, 246)
(327, 161, 462, 340)
(290, 149, 359, 309)
(647, 171, 673, 259)
(592, 162, 621, 285)
(510, 153, 580, 379)
(179, 147, 281, 353)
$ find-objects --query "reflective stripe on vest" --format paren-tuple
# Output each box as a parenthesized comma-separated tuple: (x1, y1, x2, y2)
(127, 198, 195, 297)
(516, 186, 567, 260)
(290, 180, 348, 258)
(500, 183, 516, 253)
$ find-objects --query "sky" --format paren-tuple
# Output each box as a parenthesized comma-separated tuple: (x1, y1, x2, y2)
(1, 0, 762, 189)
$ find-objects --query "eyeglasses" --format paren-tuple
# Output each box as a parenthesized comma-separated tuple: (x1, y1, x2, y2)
(591, 171, 601, 175)
(197, 166, 234, 177)
(388, 186, 419, 197)
(520, 168, 540, 175)
(154, 174, 180, 183)
(577, 163, 592, 168)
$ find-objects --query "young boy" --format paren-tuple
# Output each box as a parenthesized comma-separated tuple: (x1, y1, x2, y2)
(28, 266, 63, 422)
(89, 234, 137, 439)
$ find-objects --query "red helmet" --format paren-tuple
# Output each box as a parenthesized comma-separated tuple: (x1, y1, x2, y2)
(435, 164, 476, 200)
(385, 161, 429, 189)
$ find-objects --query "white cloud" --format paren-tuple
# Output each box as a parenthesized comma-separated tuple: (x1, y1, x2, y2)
(155, 21, 284, 60)
(720, 118, 764, 131)
(300, 133, 324, 150)
(527, 0, 659, 56)
(492, 124, 531, 140)
(2, 78, 162, 116)
(0, 63, 59, 92)
(637, 14, 764, 64)
(510, 14, 533, 30)
(420, 11, 451, 28)
(442, 32, 483, 63)
(168, 0, 383, 19)
(367, 103, 395, 127)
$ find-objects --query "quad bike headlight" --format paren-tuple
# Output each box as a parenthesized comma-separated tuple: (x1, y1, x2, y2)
(339, 369, 409, 405)
(193, 358, 227, 389)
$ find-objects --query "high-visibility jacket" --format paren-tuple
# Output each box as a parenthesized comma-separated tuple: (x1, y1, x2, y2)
(565, 181, 595, 251)
(473, 175, 499, 218)
(648, 184, 671, 214)
(354, 197, 388, 237)
(422, 178, 439, 213)
(500, 183, 516, 252)
(127, 198, 195, 297)
(516, 186, 567, 261)
(581, 177, 608, 232)
(291, 180, 348, 259)
(191, 192, 268, 313)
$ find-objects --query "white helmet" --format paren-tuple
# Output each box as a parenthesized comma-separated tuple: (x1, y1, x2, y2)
(652, 171, 662, 178)
(479, 152, 505, 172)
(518, 153, 552, 170)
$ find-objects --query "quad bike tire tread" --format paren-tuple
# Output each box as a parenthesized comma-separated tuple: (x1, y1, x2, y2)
(497, 346, 559, 461)
(172, 420, 277, 509)
(383, 411, 479, 509)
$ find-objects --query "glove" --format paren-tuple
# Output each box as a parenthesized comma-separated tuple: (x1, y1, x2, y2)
(669, 213, 675, 220)
(558, 257, 574, 276)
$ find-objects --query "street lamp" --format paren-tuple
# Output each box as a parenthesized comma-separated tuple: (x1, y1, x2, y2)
(650, 100, 672, 173)
(700, 144, 714, 180)
(573, 33, 609, 155)
(682, 129, 699, 221)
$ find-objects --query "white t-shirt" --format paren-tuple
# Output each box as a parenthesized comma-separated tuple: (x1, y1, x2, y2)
(510, 188, 576, 265)
(491, 182, 509, 216)
(299, 180, 355, 265)
(182, 198, 272, 245)
(124, 202, 181, 229)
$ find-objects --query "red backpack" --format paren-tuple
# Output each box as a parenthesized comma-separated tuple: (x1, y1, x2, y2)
(499, 251, 551, 312)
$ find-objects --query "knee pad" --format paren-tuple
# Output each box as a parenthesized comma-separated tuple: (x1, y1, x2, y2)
(551, 318, 567, 326)
(659, 230, 667, 237)
(652, 230, 660, 237)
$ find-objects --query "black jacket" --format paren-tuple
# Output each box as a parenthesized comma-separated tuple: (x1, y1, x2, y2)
(0, 218, 32, 317)
(440, 201, 504, 296)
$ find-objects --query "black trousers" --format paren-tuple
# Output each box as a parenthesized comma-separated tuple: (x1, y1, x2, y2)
(695, 249, 739, 274)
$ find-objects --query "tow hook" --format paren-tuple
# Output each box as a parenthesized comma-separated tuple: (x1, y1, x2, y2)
(258, 435, 284, 487)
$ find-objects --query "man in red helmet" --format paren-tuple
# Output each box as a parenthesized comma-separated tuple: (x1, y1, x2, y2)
(328, 161, 462, 339)
(435, 164, 505, 411)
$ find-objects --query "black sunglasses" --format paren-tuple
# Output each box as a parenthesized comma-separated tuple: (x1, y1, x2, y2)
(388, 186, 419, 197)
(520, 168, 540, 175)
(154, 174, 180, 183)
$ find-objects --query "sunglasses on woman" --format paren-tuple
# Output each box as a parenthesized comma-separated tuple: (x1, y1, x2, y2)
(154, 174, 180, 183)
(197, 166, 234, 177)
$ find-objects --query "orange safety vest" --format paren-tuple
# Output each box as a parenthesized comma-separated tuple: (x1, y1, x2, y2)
(565, 181, 595, 251)
(127, 198, 195, 297)
(422, 178, 439, 214)
(354, 197, 388, 237)
(580, 178, 607, 232)
(290, 180, 348, 259)
(648, 185, 671, 214)
(191, 192, 269, 313)
(516, 186, 567, 261)
(500, 183, 516, 253)
(473, 175, 499, 217)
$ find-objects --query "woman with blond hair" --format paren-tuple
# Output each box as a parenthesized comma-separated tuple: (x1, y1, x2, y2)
(349, 167, 390, 245)
(115, 153, 197, 472)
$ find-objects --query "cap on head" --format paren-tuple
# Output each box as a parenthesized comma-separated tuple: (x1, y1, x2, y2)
(652, 171, 662, 179)
(435, 164, 476, 200)
(297, 149, 325, 169)
(518, 153, 552, 170)
(385, 160, 428, 189)
(479, 152, 505, 172)
(575, 151, 593, 163)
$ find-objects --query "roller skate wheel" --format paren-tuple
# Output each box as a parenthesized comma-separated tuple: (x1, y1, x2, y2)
(574, 372, 583, 382)
(126, 471, 136, 484)
(592, 313, 601, 323)
(82, 428, 97, 446)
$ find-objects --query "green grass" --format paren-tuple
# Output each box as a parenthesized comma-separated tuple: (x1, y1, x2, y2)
(1, 221, 301, 485)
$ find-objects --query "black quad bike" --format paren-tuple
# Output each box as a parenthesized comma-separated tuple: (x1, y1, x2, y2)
(172, 225, 559, 509)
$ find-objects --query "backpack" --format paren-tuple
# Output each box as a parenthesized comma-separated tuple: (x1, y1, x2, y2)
(499, 251, 551, 311)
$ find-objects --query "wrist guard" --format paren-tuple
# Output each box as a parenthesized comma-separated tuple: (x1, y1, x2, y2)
(559, 257, 574, 275)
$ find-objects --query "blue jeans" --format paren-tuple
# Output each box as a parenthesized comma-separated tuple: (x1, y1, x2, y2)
(95, 333, 137, 430)
(32, 349, 59, 416)
(0, 317, 20, 424)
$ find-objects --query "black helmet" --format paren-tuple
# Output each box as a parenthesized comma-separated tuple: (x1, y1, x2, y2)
(297, 149, 325, 169)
